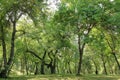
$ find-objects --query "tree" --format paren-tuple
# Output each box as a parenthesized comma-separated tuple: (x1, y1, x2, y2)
(0, 0, 42, 77)
(54, 0, 102, 75)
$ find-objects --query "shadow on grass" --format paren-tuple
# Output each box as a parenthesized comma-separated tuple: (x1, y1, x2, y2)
(82, 75, 120, 80)
(0, 75, 120, 80)
(0, 75, 35, 80)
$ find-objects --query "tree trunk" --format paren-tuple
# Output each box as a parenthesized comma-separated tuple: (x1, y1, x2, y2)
(107, 56, 114, 74)
(77, 50, 83, 75)
(0, 25, 8, 78)
(34, 62, 39, 75)
(77, 35, 85, 75)
(47, 50, 56, 74)
(40, 50, 47, 74)
(41, 61, 45, 74)
(50, 66, 55, 74)
(1, 25, 7, 68)
(68, 62, 72, 74)
(47, 61, 56, 74)
(7, 21, 16, 71)
(0, 22, 16, 78)
(101, 54, 107, 75)
(92, 60, 98, 75)
(112, 52, 120, 70)
(56, 60, 59, 74)
(51, 59, 56, 74)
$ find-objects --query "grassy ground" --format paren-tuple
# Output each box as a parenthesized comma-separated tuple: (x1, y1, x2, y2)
(0, 74, 120, 80)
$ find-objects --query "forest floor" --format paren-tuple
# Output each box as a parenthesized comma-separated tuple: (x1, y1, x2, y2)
(0, 74, 120, 80)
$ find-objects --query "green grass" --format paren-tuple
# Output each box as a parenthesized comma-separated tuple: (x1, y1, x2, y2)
(0, 74, 120, 80)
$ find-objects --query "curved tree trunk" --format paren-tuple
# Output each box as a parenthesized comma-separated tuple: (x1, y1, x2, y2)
(107, 56, 114, 74)
(101, 54, 107, 75)
(112, 52, 120, 70)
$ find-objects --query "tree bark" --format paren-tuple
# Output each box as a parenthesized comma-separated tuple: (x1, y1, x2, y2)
(34, 62, 39, 75)
(92, 60, 98, 75)
(7, 21, 16, 68)
(101, 54, 107, 75)
(51, 59, 56, 74)
(112, 52, 120, 70)
(47, 50, 57, 74)
(77, 35, 85, 75)
(1, 25, 7, 68)
(77, 49, 83, 75)
(47, 61, 56, 74)
(68, 62, 72, 74)
(107, 56, 114, 74)
(41, 61, 45, 74)
(105, 33, 120, 70)
(0, 21, 16, 78)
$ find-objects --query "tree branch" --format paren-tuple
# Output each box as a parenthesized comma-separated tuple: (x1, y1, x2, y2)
(26, 50, 42, 60)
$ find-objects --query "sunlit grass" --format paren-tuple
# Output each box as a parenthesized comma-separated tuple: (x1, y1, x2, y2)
(0, 74, 120, 80)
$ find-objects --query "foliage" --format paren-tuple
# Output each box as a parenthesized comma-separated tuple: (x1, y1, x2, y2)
(0, 0, 120, 78)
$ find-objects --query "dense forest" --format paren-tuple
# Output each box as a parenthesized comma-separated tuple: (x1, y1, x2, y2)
(0, 0, 120, 79)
